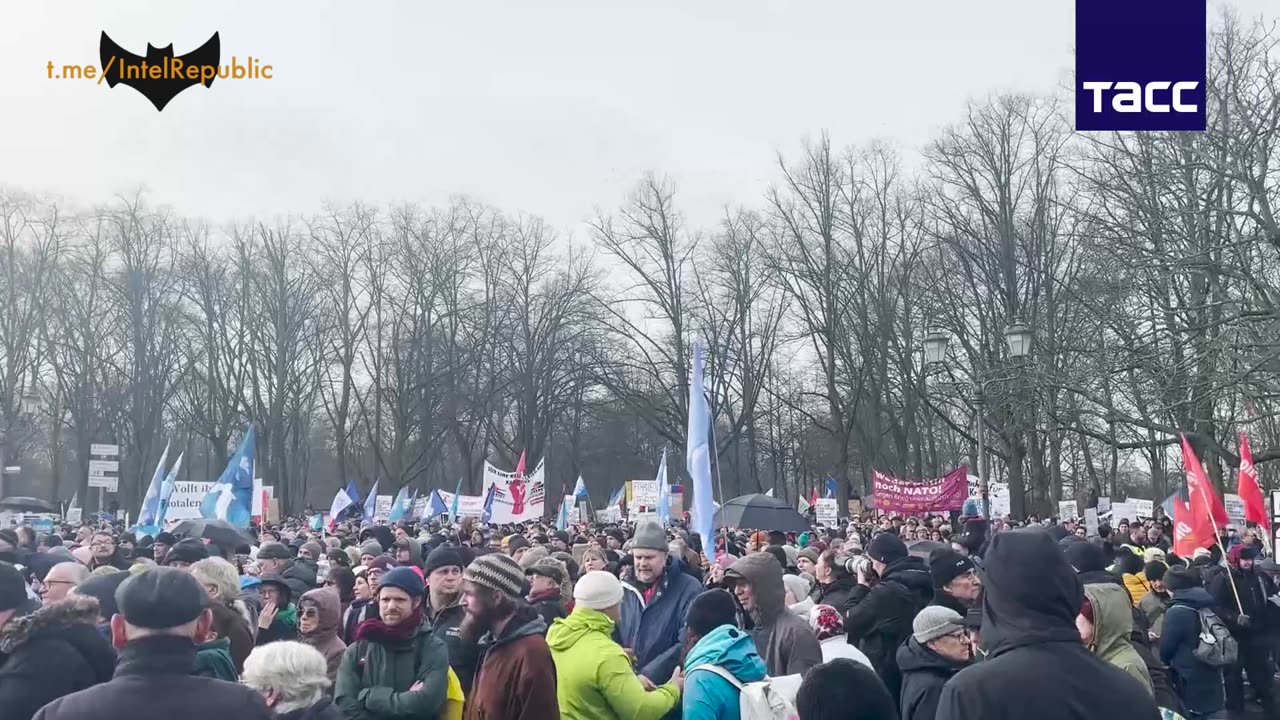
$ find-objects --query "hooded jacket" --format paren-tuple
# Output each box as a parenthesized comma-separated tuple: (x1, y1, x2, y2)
(1158, 587, 1225, 716)
(256, 574, 300, 646)
(397, 538, 425, 569)
(682, 624, 768, 720)
(299, 588, 347, 682)
(193, 636, 238, 682)
(843, 554, 934, 700)
(0, 596, 117, 720)
(466, 603, 559, 720)
(1082, 583, 1153, 696)
(547, 608, 678, 720)
(280, 558, 320, 599)
(896, 637, 968, 720)
(615, 556, 703, 683)
(934, 529, 1162, 720)
(334, 615, 449, 720)
(727, 553, 822, 677)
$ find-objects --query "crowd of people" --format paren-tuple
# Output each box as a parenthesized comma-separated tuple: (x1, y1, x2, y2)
(0, 505, 1276, 719)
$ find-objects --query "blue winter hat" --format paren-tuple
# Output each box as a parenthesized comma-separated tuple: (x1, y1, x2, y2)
(378, 566, 425, 597)
(239, 575, 261, 590)
(962, 499, 980, 518)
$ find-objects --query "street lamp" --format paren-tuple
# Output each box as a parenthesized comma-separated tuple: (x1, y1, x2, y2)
(924, 321, 1033, 520)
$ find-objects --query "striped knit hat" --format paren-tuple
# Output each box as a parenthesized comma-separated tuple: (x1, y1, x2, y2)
(464, 553, 526, 601)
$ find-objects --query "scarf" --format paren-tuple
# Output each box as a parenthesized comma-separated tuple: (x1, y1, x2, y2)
(354, 607, 422, 645)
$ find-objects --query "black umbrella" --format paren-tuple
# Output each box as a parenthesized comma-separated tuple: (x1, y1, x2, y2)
(171, 518, 255, 547)
(713, 493, 811, 532)
(0, 496, 58, 513)
(907, 540, 948, 559)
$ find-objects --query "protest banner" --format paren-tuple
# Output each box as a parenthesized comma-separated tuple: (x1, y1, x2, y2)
(815, 498, 838, 525)
(871, 467, 967, 514)
(1058, 500, 1078, 520)
(164, 481, 214, 522)
(483, 459, 546, 523)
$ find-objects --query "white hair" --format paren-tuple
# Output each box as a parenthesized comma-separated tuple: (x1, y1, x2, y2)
(242, 641, 330, 714)
(190, 557, 239, 603)
(49, 561, 90, 584)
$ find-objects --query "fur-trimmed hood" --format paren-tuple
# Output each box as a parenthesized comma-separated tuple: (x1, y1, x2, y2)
(0, 595, 102, 653)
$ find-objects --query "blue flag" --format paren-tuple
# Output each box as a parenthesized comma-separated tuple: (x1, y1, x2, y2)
(200, 426, 256, 528)
(687, 340, 714, 558)
(363, 478, 379, 520)
(656, 449, 670, 526)
(824, 476, 838, 499)
(150, 452, 184, 532)
(606, 485, 624, 507)
(387, 486, 410, 523)
(448, 478, 463, 523)
(482, 484, 496, 524)
(136, 441, 170, 530)
(573, 476, 587, 500)
(557, 495, 570, 531)
(429, 490, 448, 518)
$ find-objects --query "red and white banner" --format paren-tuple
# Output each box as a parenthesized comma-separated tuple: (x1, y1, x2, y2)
(870, 467, 968, 515)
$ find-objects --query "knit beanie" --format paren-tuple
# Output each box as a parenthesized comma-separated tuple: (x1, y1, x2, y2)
(359, 540, 384, 558)
(686, 589, 738, 637)
(424, 546, 464, 576)
(1143, 561, 1168, 583)
(631, 521, 667, 551)
(912, 605, 965, 644)
(1164, 566, 1202, 592)
(573, 570, 624, 610)
(866, 532, 908, 564)
(928, 549, 976, 589)
(378, 566, 425, 597)
(300, 541, 324, 560)
(464, 553, 526, 601)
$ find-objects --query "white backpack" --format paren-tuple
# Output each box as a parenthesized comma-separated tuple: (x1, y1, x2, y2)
(689, 665, 800, 720)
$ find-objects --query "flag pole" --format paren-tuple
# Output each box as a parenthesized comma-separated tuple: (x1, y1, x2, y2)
(1191, 480, 1246, 616)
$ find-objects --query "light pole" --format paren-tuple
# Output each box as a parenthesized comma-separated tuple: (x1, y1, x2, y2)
(923, 320, 1033, 519)
(0, 391, 41, 501)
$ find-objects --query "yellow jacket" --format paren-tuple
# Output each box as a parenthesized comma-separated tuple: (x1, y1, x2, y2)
(440, 667, 464, 720)
(1122, 573, 1151, 606)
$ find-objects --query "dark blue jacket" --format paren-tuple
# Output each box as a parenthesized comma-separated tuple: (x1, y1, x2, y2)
(1158, 588, 1224, 717)
(615, 557, 703, 683)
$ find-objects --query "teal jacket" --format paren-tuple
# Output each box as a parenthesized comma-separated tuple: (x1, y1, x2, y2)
(682, 624, 768, 720)
(193, 637, 238, 682)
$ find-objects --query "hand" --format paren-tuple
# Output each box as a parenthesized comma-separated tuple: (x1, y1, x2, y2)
(638, 675, 656, 691)
(623, 648, 636, 666)
(1237, 613, 1251, 628)
(259, 600, 278, 630)
(670, 666, 685, 692)
(856, 565, 869, 587)
(410, 681, 423, 692)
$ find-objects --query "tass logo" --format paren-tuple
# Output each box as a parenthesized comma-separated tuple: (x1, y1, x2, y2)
(1076, 0, 1206, 131)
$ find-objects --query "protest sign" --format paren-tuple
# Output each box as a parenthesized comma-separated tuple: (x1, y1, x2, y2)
(164, 481, 214, 522)
(1058, 500, 1078, 520)
(871, 467, 967, 514)
(815, 498, 838, 525)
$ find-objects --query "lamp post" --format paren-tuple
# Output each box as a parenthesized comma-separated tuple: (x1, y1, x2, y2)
(0, 391, 41, 501)
(924, 320, 1033, 519)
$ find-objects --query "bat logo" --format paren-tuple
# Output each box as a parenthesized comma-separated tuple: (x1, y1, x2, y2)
(100, 31, 219, 110)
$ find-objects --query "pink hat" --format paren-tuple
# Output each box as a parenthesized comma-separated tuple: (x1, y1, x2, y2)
(715, 553, 737, 570)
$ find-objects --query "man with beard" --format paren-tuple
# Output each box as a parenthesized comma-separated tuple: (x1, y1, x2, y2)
(335, 567, 451, 720)
(725, 552, 822, 676)
(461, 553, 558, 719)
(928, 549, 981, 615)
(152, 532, 176, 565)
(423, 546, 478, 695)
(615, 521, 702, 687)
(843, 532, 935, 702)
(87, 532, 131, 571)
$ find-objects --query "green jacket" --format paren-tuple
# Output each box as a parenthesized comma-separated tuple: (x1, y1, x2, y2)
(546, 608, 678, 720)
(193, 637, 238, 682)
(334, 619, 450, 720)
(1083, 583, 1153, 697)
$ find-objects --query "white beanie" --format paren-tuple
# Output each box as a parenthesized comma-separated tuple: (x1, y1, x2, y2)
(573, 570, 624, 610)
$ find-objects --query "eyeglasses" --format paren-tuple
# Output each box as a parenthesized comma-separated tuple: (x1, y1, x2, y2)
(300, 607, 319, 618)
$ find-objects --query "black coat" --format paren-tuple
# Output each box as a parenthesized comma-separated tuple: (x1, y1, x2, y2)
(280, 559, 319, 600)
(810, 575, 857, 611)
(843, 556, 934, 701)
(1208, 565, 1275, 644)
(897, 637, 967, 720)
(32, 635, 272, 720)
(1159, 588, 1224, 717)
(936, 530, 1162, 720)
(0, 597, 117, 720)
(276, 697, 345, 720)
(428, 598, 477, 695)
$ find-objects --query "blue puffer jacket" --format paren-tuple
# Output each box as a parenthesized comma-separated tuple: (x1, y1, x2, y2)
(683, 624, 768, 720)
(1158, 587, 1225, 717)
(615, 558, 703, 683)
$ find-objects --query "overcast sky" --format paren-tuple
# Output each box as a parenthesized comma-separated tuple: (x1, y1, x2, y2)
(1, 1, 1268, 235)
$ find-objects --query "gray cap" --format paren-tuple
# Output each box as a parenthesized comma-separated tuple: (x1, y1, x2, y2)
(912, 605, 965, 644)
(631, 521, 667, 551)
(256, 541, 292, 560)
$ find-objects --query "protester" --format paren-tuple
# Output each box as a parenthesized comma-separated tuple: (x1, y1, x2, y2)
(805, 604, 874, 667)
(297, 588, 346, 683)
(39, 562, 89, 603)
(681, 588, 768, 720)
(897, 606, 971, 720)
(31, 567, 272, 720)
(0, 564, 115, 720)
(933, 529, 1161, 720)
(242, 641, 344, 720)
(165, 538, 211, 568)
(844, 532, 934, 701)
(461, 553, 559, 719)
(1079, 583, 1154, 695)
(257, 542, 318, 599)
(193, 621, 239, 682)
(1208, 543, 1276, 716)
(256, 574, 300, 645)
(342, 568, 378, 643)
(1158, 566, 1225, 719)
(525, 557, 568, 629)
(927, 549, 980, 615)
(548, 570, 681, 719)
(191, 556, 254, 673)
(616, 520, 702, 686)
(335, 566, 453, 720)
(151, 532, 176, 565)
(796, 657, 900, 720)
(1137, 561, 1170, 640)
(809, 549, 857, 609)
(86, 532, 130, 572)
(726, 552, 822, 676)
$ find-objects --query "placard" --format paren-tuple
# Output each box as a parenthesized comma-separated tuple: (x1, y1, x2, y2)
(1109, 501, 1137, 524)
(1058, 500, 1078, 520)
(630, 480, 659, 510)
(815, 498, 838, 526)
(482, 459, 546, 523)
(1130, 498, 1154, 518)
(90, 444, 119, 456)
(1097, 497, 1111, 516)
(1084, 507, 1099, 537)
(1224, 493, 1246, 526)
(163, 481, 215, 522)
(374, 495, 394, 520)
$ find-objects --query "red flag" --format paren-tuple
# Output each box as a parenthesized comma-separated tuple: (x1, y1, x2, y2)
(1181, 433, 1229, 526)
(1238, 433, 1269, 531)
(1172, 494, 1211, 557)
(515, 450, 527, 479)
(809, 488, 818, 508)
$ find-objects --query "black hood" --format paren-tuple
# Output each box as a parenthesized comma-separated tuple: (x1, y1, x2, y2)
(980, 529, 1083, 658)
(881, 555, 935, 606)
(1076, 569, 1125, 589)
(895, 636, 968, 675)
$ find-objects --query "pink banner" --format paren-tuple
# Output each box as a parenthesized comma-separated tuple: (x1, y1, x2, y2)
(871, 467, 968, 515)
